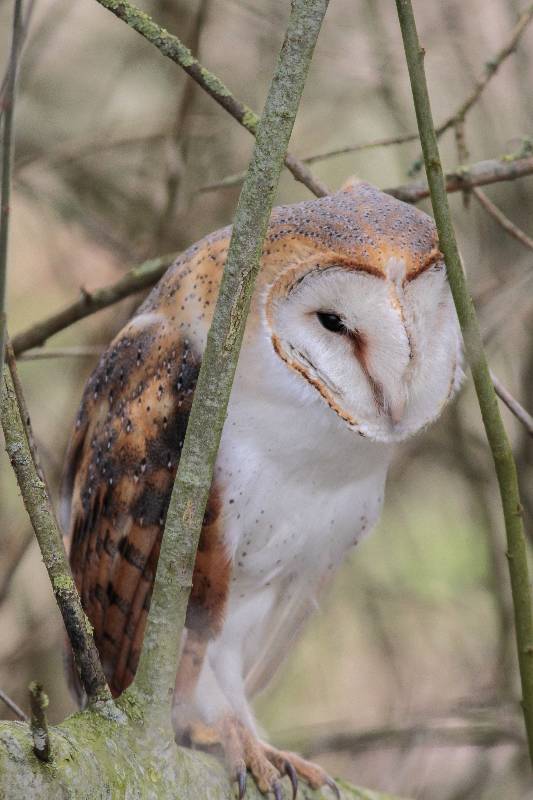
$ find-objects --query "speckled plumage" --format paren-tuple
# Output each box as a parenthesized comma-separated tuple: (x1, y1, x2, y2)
(62, 181, 462, 792)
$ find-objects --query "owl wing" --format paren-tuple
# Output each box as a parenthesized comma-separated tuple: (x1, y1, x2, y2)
(62, 311, 202, 696)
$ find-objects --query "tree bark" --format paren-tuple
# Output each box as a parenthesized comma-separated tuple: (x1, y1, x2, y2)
(0, 714, 407, 799)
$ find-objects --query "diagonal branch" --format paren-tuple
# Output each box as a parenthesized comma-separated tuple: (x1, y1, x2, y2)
(0, 0, 23, 384)
(435, 1, 533, 138)
(11, 251, 177, 354)
(473, 186, 533, 252)
(129, 0, 329, 725)
(387, 155, 533, 203)
(395, 0, 533, 767)
(201, 152, 533, 198)
(0, 357, 113, 709)
(491, 371, 533, 438)
(93, 0, 330, 198)
(0, 688, 28, 722)
(253, 3, 533, 170)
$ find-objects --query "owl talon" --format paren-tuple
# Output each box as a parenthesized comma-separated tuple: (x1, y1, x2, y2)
(284, 760, 298, 799)
(237, 768, 247, 800)
(326, 776, 341, 799)
(272, 780, 283, 800)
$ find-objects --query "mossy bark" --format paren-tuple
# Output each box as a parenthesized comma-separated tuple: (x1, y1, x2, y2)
(0, 713, 407, 800)
(1, 365, 113, 707)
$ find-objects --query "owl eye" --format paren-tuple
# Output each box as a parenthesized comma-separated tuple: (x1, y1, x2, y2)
(316, 311, 346, 334)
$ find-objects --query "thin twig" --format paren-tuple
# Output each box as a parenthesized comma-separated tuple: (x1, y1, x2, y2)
(202, 153, 533, 199)
(395, 0, 533, 766)
(93, 0, 330, 198)
(0, 0, 23, 384)
(14, 129, 169, 173)
(473, 187, 533, 251)
(11, 252, 177, 354)
(0, 0, 34, 125)
(153, 0, 210, 245)
(28, 682, 51, 762)
(5, 338, 48, 487)
(0, 688, 28, 722)
(10, 156, 531, 360)
(19, 346, 104, 360)
(407, 1, 533, 176)
(388, 155, 533, 203)
(257, 2, 533, 172)
(0, 528, 34, 605)
(0, 362, 113, 708)
(303, 132, 419, 162)
(436, 2, 533, 139)
(492, 371, 533, 437)
(129, 0, 329, 725)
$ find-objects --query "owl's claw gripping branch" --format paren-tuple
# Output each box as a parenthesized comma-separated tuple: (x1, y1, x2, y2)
(284, 760, 298, 800)
(184, 713, 338, 798)
(237, 767, 247, 800)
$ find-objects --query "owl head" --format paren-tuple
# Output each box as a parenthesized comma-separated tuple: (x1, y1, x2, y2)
(260, 180, 462, 443)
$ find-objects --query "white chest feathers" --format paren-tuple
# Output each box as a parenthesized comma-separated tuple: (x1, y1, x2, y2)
(217, 338, 394, 597)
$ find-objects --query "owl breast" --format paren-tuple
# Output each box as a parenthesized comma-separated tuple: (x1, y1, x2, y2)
(208, 338, 393, 690)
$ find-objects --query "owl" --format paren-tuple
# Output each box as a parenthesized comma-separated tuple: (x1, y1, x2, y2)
(62, 180, 462, 798)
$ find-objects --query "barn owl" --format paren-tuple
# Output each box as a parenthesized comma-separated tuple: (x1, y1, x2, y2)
(62, 180, 462, 798)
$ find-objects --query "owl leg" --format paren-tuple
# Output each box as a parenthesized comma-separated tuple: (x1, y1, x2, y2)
(185, 712, 339, 799)
(173, 628, 209, 733)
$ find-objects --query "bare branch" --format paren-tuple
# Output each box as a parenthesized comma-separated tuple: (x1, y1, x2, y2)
(203, 153, 533, 199)
(265, 1, 533, 171)
(0, 361, 113, 708)
(93, 0, 330, 198)
(0, 0, 34, 125)
(11, 252, 177, 355)
(0, 0, 23, 382)
(0, 528, 33, 605)
(395, 0, 533, 766)
(0, 688, 28, 722)
(388, 155, 533, 203)
(28, 683, 51, 763)
(491, 371, 533, 437)
(473, 186, 533, 251)
(302, 131, 419, 163)
(19, 346, 104, 360)
(436, 2, 533, 138)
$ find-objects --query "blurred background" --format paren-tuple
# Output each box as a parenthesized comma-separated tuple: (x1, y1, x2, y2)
(1, 0, 532, 797)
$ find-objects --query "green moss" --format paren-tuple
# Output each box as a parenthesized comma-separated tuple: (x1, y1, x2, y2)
(241, 109, 259, 132)
(52, 574, 74, 594)
(198, 66, 230, 96)
(116, 689, 144, 724)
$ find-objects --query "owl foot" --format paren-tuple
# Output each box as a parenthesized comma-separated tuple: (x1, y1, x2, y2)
(184, 715, 339, 798)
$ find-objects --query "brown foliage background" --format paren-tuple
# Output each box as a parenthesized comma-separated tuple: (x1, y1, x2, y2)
(1, 1, 532, 797)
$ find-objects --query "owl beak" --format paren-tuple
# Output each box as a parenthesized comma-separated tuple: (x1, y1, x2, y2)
(389, 394, 406, 425)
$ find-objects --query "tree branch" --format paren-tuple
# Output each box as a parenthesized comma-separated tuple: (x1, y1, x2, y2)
(387, 155, 533, 202)
(28, 682, 52, 763)
(10, 152, 533, 357)
(129, 0, 329, 726)
(0, 0, 23, 383)
(395, 0, 533, 767)
(0, 688, 28, 722)
(473, 186, 533, 252)
(0, 713, 396, 800)
(201, 1, 533, 179)
(435, 1, 533, 139)
(491, 371, 533, 438)
(93, 0, 330, 198)
(0, 361, 114, 708)
(11, 251, 177, 354)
